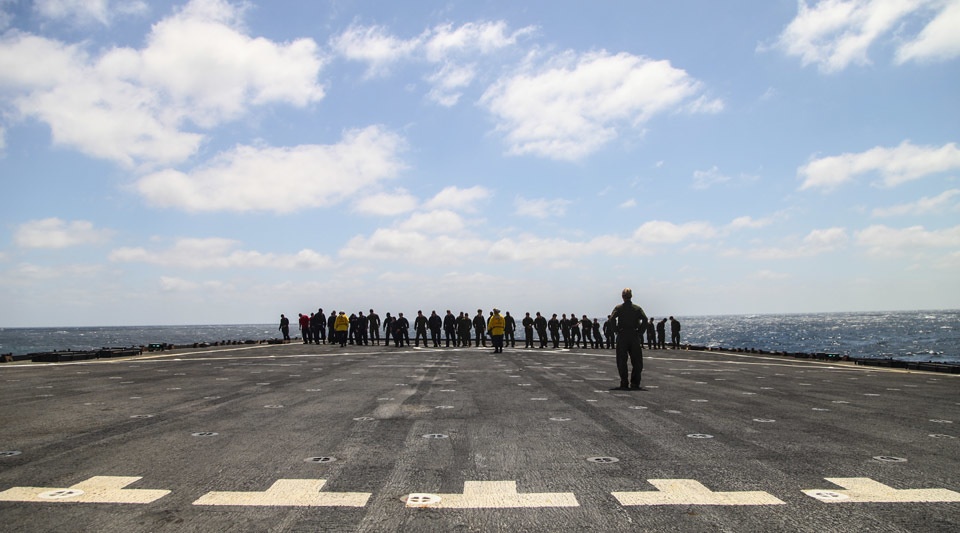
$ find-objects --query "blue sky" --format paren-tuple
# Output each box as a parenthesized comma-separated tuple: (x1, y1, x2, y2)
(1, 0, 958, 327)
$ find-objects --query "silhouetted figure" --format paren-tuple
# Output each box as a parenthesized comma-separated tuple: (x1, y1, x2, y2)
(504, 312, 516, 348)
(647, 317, 657, 349)
(473, 310, 487, 347)
(592, 318, 602, 349)
(395, 313, 410, 347)
(444, 310, 457, 347)
(279, 314, 290, 342)
(670, 316, 681, 349)
(312, 308, 325, 344)
(458, 312, 472, 347)
(610, 288, 648, 391)
(429, 310, 443, 347)
(357, 311, 368, 345)
(603, 315, 616, 349)
(548, 314, 561, 349)
(560, 314, 571, 348)
(368, 309, 381, 345)
(522, 312, 534, 348)
(414, 311, 429, 347)
(656, 318, 666, 349)
(534, 312, 548, 348)
(383, 313, 395, 346)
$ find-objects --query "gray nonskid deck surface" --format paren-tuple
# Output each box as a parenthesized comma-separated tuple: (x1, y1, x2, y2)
(1, 344, 957, 532)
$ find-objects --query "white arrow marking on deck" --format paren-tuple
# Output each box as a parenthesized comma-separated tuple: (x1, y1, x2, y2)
(612, 479, 784, 506)
(0, 476, 169, 504)
(803, 478, 960, 503)
(192, 479, 370, 507)
(405, 481, 578, 508)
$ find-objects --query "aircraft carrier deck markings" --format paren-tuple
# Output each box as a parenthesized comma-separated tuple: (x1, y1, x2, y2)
(803, 478, 960, 503)
(192, 479, 370, 507)
(404, 481, 579, 508)
(612, 479, 785, 506)
(0, 476, 170, 504)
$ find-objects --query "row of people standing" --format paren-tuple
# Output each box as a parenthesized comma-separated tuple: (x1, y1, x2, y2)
(280, 309, 682, 350)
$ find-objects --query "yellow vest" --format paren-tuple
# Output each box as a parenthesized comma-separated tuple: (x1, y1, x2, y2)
(488, 314, 506, 335)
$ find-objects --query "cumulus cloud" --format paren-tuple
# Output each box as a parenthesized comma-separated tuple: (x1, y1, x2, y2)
(855, 224, 960, 256)
(481, 50, 720, 160)
(0, 0, 325, 167)
(339, 228, 491, 266)
(352, 188, 419, 216)
(744, 227, 849, 259)
(514, 196, 570, 218)
(14, 218, 113, 248)
(159, 275, 232, 292)
(330, 24, 421, 77)
(332, 20, 534, 103)
(109, 237, 333, 269)
(897, 0, 960, 63)
(798, 141, 960, 191)
(135, 126, 405, 213)
(398, 210, 465, 234)
(34, 0, 148, 26)
(423, 185, 492, 212)
(872, 189, 960, 216)
(772, 0, 960, 72)
(633, 220, 717, 244)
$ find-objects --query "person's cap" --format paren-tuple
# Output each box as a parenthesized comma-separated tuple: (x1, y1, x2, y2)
(493, 308, 500, 313)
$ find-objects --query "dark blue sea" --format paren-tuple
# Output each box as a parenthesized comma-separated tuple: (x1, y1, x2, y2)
(1, 310, 958, 363)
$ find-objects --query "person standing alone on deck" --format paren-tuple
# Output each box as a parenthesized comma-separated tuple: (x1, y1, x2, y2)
(610, 288, 648, 391)
(279, 314, 290, 342)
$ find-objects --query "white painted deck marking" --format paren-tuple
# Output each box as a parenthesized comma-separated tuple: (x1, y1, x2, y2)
(613, 479, 785, 506)
(405, 481, 578, 508)
(0, 476, 170, 504)
(803, 478, 960, 503)
(193, 479, 370, 507)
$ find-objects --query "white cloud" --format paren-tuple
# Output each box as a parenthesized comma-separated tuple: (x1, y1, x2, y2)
(692, 166, 759, 189)
(633, 220, 717, 244)
(159, 275, 232, 292)
(0, 0, 325, 167)
(514, 196, 570, 218)
(727, 215, 775, 230)
(423, 185, 492, 212)
(481, 50, 719, 160)
(329, 24, 421, 77)
(798, 140, 960, 191)
(34, 0, 147, 26)
(339, 228, 490, 266)
(398, 210, 465, 234)
(135, 126, 405, 213)
(692, 166, 731, 189)
(856, 224, 960, 256)
(424, 21, 534, 62)
(872, 189, 960, 216)
(896, 0, 960, 63)
(352, 188, 419, 216)
(332, 20, 534, 104)
(488, 234, 639, 265)
(773, 0, 959, 72)
(110, 237, 334, 269)
(744, 227, 849, 259)
(426, 62, 476, 106)
(14, 218, 112, 248)
(619, 198, 637, 208)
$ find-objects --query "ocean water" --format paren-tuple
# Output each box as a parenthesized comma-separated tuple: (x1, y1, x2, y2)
(0, 310, 957, 363)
